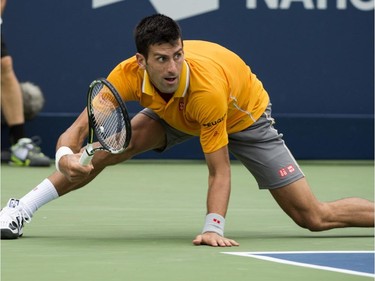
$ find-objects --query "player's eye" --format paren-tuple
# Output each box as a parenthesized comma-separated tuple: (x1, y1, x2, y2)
(157, 56, 167, 63)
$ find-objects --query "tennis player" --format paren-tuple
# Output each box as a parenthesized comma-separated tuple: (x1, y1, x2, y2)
(1, 14, 373, 245)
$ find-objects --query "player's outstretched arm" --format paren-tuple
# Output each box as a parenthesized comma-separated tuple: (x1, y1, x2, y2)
(55, 109, 93, 182)
(193, 146, 239, 247)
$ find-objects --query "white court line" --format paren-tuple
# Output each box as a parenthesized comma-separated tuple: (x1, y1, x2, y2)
(221, 251, 375, 278)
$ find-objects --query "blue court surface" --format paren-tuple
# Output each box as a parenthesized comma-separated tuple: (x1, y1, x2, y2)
(222, 251, 375, 278)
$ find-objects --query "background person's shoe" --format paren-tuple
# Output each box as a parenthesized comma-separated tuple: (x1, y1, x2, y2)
(10, 137, 50, 167)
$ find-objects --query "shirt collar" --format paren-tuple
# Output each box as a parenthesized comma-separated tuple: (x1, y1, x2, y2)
(141, 60, 190, 98)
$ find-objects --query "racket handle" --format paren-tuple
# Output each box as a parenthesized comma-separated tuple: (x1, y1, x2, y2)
(79, 148, 94, 166)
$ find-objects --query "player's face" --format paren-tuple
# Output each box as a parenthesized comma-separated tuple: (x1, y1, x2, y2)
(137, 40, 184, 94)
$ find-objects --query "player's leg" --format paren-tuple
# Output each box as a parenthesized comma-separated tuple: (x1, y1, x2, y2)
(270, 177, 374, 230)
(1, 55, 24, 128)
(0, 111, 168, 239)
(1, 46, 50, 166)
(228, 103, 374, 231)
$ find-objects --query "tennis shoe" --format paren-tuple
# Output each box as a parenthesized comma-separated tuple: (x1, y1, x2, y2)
(0, 199, 32, 239)
(10, 137, 51, 167)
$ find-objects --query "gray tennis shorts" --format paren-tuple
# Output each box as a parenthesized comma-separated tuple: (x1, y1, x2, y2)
(141, 104, 304, 190)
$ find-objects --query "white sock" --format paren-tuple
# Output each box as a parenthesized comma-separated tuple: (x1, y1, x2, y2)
(20, 178, 59, 216)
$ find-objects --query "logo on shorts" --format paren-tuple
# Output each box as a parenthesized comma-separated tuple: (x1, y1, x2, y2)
(279, 164, 296, 177)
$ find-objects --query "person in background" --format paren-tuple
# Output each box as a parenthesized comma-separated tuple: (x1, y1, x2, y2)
(1, 0, 50, 167)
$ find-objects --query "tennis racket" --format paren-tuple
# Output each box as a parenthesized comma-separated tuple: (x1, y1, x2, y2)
(79, 78, 131, 165)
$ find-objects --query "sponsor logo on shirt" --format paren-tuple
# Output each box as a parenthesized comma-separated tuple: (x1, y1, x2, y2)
(202, 114, 226, 127)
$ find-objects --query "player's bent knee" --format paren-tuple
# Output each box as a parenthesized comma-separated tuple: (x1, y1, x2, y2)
(302, 218, 326, 232)
(292, 212, 328, 232)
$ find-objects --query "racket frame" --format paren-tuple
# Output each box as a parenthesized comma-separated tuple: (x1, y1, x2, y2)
(80, 78, 131, 165)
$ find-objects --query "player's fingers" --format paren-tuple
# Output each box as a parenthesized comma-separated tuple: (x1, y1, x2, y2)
(193, 233, 239, 247)
(193, 234, 219, 247)
(192, 234, 203, 245)
(206, 237, 239, 247)
(64, 164, 93, 182)
(220, 239, 232, 247)
(216, 238, 235, 247)
(224, 238, 239, 247)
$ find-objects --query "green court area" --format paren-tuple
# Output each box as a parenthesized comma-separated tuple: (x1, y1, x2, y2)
(1, 160, 374, 281)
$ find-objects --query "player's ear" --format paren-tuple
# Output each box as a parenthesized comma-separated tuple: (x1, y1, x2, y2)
(136, 53, 146, 70)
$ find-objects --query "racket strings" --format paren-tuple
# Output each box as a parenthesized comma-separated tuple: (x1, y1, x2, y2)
(91, 84, 128, 152)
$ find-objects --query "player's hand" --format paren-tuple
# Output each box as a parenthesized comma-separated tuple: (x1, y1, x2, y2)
(192, 232, 239, 247)
(58, 153, 94, 182)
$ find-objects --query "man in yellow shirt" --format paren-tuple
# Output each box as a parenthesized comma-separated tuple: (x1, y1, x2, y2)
(108, 39, 269, 153)
(1, 14, 373, 246)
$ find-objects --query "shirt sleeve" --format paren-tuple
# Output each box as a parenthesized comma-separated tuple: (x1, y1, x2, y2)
(106, 58, 142, 102)
(190, 91, 229, 154)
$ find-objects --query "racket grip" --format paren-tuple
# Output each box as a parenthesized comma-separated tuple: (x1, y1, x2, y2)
(79, 149, 94, 166)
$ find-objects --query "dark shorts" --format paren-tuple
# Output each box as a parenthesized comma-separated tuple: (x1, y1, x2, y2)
(140, 104, 304, 190)
(1, 34, 9, 58)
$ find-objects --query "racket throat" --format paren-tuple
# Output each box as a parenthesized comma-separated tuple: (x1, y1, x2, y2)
(79, 144, 95, 166)
(85, 144, 95, 156)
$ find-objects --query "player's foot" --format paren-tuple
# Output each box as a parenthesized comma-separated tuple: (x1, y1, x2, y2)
(10, 137, 51, 167)
(0, 199, 32, 239)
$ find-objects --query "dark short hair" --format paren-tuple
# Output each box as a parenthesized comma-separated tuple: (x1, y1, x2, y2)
(134, 14, 182, 58)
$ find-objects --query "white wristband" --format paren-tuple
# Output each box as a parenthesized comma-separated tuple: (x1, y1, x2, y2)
(202, 213, 225, 236)
(55, 146, 74, 172)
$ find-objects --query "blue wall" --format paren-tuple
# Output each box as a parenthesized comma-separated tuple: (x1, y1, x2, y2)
(2, 0, 374, 159)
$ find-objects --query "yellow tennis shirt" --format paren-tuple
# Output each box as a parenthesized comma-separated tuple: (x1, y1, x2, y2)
(107, 40, 269, 153)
